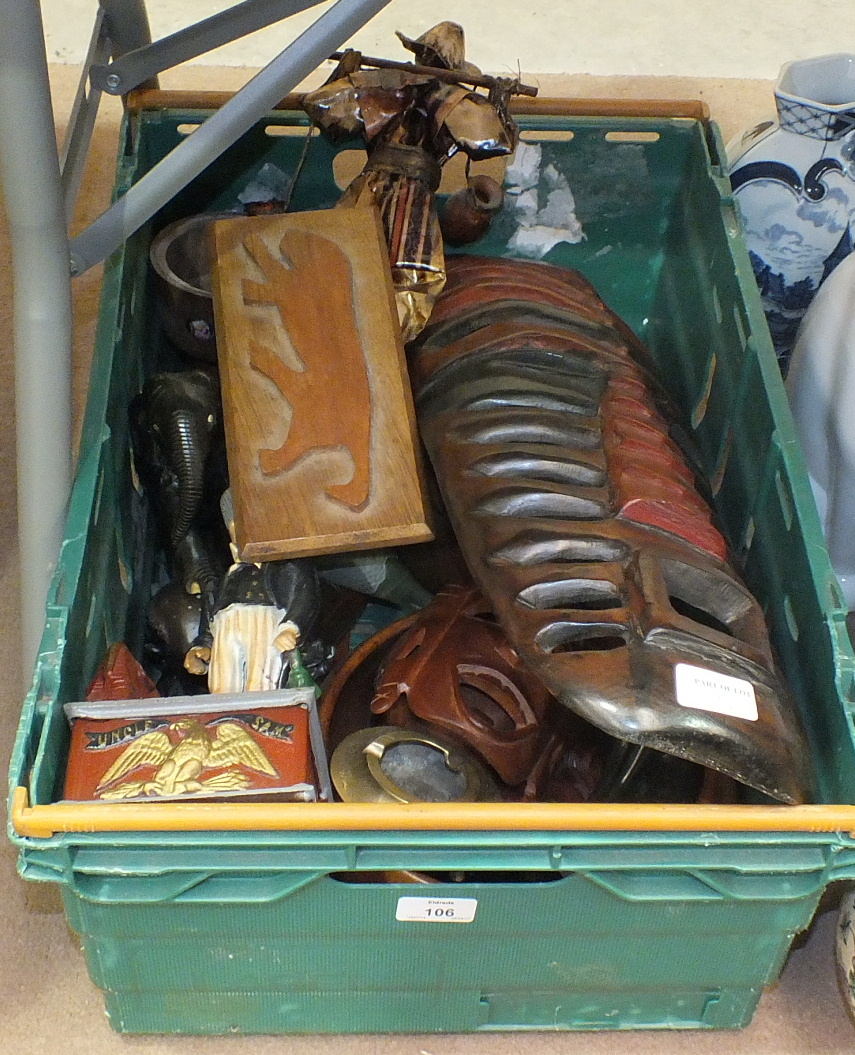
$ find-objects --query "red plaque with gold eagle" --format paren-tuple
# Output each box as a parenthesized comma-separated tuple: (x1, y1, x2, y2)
(210, 207, 433, 562)
(63, 689, 332, 803)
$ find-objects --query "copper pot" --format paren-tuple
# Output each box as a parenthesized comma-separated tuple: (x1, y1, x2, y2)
(440, 175, 504, 247)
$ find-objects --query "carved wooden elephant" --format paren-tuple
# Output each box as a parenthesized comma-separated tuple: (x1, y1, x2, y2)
(130, 368, 227, 550)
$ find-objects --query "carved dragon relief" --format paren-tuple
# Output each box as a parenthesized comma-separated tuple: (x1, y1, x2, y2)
(240, 229, 373, 512)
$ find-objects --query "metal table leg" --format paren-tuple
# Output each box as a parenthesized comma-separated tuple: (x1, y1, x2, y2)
(0, 0, 393, 685)
(70, 0, 393, 275)
(0, 0, 73, 683)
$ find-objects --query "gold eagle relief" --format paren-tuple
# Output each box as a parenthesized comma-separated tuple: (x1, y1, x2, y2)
(94, 718, 279, 800)
(241, 229, 373, 512)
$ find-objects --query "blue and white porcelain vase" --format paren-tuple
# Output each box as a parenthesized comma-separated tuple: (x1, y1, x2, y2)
(787, 249, 855, 608)
(728, 53, 855, 373)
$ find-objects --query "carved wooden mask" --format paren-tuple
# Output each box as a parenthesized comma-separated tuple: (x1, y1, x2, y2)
(371, 585, 553, 785)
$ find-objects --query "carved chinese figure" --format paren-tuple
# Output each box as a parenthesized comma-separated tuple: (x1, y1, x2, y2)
(185, 556, 323, 694)
(302, 22, 520, 340)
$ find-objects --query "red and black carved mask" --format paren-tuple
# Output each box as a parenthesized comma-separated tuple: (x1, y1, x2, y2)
(370, 584, 552, 786)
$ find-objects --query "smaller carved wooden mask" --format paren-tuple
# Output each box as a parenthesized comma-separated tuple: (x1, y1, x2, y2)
(371, 585, 552, 785)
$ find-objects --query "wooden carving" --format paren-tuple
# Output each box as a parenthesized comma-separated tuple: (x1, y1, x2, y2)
(211, 208, 433, 561)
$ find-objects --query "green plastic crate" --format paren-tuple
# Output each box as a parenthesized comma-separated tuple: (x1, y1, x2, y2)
(9, 101, 855, 1035)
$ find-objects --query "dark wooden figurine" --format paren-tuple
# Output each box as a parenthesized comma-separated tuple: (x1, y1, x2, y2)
(302, 21, 522, 340)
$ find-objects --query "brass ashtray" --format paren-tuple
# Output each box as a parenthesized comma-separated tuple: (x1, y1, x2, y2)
(330, 726, 500, 803)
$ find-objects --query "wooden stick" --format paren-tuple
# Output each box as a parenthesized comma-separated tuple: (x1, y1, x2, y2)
(510, 95, 709, 121)
(125, 89, 308, 113)
(328, 50, 539, 97)
(126, 89, 709, 124)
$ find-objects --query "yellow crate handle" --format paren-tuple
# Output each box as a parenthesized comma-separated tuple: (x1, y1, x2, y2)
(11, 786, 855, 839)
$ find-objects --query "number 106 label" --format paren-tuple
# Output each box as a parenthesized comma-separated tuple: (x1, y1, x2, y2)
(395, 896, 478, 923)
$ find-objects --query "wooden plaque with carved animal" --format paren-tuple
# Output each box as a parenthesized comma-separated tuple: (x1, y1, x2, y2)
(210, 207, 433, 561)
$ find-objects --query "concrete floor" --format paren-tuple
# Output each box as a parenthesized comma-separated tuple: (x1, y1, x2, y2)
(39, 0, 855, 80)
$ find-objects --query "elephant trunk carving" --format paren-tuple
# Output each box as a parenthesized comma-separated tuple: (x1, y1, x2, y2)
(130, 368, 225, 551)
(173, 526, 223, 612)
(168, 408, 210, 547)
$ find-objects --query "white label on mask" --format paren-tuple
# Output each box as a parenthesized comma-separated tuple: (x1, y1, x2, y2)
(674, 663, 758, 721)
